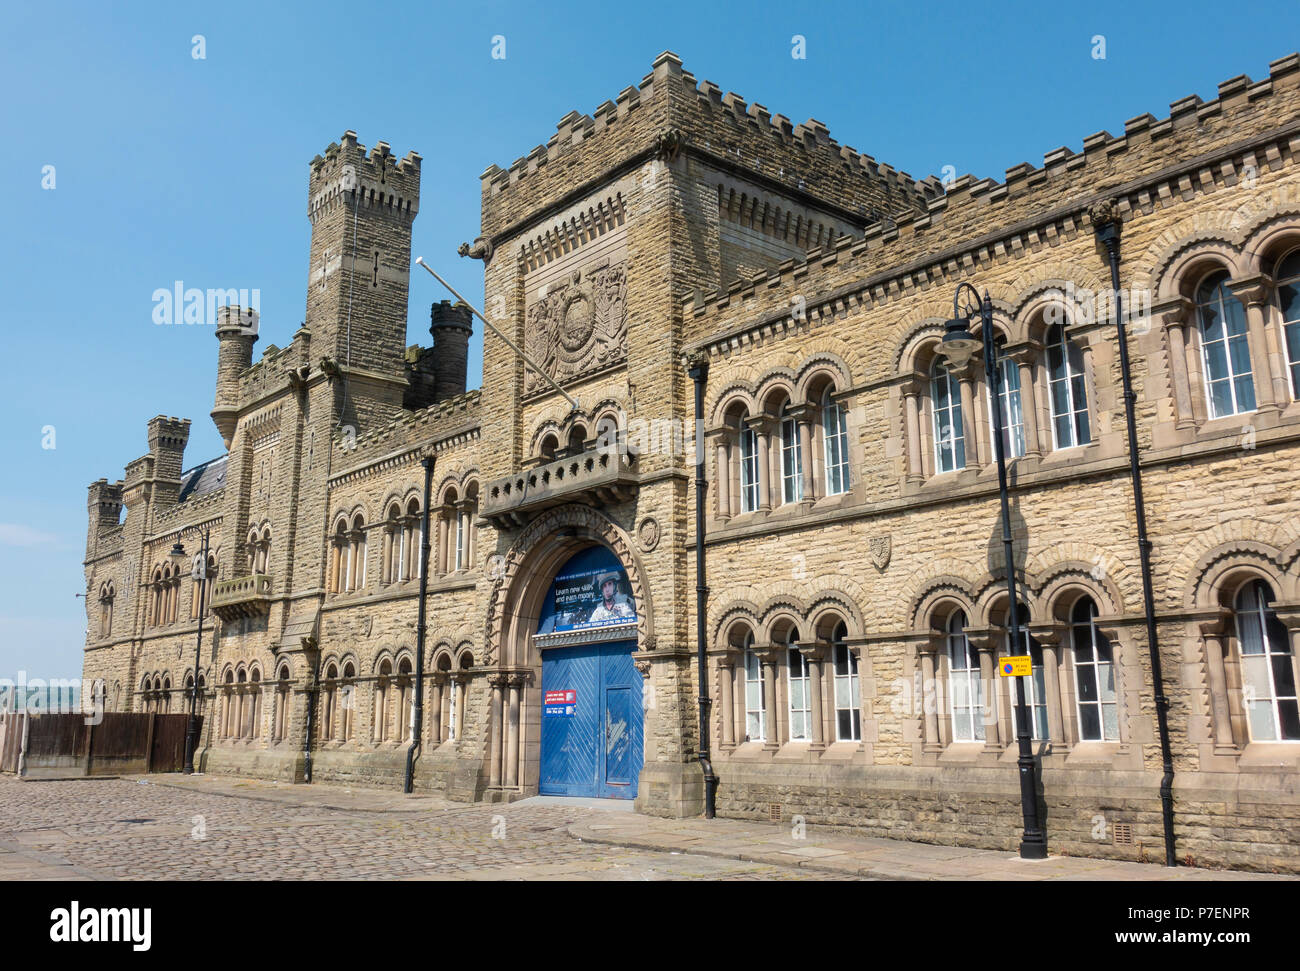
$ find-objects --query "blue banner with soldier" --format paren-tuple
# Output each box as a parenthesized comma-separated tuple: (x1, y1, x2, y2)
(537, 546, 637, 635)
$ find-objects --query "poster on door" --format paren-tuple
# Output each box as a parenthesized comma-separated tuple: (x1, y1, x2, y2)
(543, 688, 577, 717)
(542, 564, 636, 634)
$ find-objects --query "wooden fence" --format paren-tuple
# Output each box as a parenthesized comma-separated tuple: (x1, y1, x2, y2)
(0, 712, 200, 778)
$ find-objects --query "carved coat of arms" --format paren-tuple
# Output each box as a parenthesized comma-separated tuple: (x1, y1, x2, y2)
(525, 262, 628, 394)
(868, 535, 891, 571)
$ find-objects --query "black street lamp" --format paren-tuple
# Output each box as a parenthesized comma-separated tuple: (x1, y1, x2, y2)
(169, 529, 212, 775)
(936, 282, 1048, 861)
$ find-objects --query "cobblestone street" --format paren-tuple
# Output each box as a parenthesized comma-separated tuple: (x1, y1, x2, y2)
(0, 775, 820, 881)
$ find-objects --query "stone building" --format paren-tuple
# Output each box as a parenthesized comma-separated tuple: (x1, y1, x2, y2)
(83, 51, 1300, 871)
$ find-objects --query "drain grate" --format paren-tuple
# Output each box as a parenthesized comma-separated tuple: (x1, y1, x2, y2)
(117, 818, 155, 825)
(1113, 822, 1133, 845)
(768, 803, 782, 823)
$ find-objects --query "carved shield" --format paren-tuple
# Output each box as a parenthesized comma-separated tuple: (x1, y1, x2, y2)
(869, 535, 891, 571)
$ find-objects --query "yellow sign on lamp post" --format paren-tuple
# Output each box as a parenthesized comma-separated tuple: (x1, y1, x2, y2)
(999, 656, 1032, 677)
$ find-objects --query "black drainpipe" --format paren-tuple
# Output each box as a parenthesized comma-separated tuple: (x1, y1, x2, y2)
(303, 637, 321, 784)
(687, 353, 717, 818)
(1093, 207, 1177, 867)
(405, 453, 436, 794)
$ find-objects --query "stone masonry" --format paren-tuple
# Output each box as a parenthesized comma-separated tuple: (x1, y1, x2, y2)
(82, 51, 1300, 872)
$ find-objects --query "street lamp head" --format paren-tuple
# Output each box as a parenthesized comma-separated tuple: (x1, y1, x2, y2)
(937, 315, 981, 369)
(167, 540, 187, 564)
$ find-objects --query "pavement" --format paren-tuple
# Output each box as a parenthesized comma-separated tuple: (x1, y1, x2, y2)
(0, 773, 1290, 881)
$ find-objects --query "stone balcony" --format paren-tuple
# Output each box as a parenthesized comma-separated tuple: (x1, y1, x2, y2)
(480, 448, 639, 528)
(210, 574, 273, 621)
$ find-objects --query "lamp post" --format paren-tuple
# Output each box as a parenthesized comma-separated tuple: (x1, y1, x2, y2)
(935, 282, 1048, 860)
(169, 529, 211, 775)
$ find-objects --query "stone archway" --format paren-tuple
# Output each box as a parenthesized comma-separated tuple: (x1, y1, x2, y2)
(480, 504, 657, 798)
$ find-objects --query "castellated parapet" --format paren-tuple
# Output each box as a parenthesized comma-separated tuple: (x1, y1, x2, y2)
(309, 131, 422, 226)
(478, 51, 938, 240)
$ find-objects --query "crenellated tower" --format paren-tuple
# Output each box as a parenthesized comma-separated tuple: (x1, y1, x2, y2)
(211, 306, 258, 449)
(306, 132, 422, 415)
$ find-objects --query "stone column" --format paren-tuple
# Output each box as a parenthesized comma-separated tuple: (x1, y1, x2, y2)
(967, 630, 1002, 751)
(956, 364, 980, 468)
(711, 431, 732, 520)
(1196, 612, 1237, 753)
(918, 640, 943, 753)
(903, 385, 923, 483)
(505, 675, 523, 788)
(758, 644, 780, 751)
(786, 402, 818, 502)
(1230, 276, 1279, 413)
(719, 659, 736, 751)
(747, 415, 775, 511)
(1031, 625, 1066, 746)
(488, 675, 505, 787)
(798, 641, 828, 753)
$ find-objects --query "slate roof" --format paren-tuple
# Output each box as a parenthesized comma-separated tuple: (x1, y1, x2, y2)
(177, 455, 228, 502)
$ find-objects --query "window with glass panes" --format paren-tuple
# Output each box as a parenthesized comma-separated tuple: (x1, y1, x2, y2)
(832, 622, 860, 742)
(787, 633, 811, 741)
(1003, 607, 1048, 740)
(1275, 249, 1300, 399)
(1071, 597, 1118, 741)
(931, 361, 965, 473)
(821, 387, 850, 495)
(740, 426, 760, 513)
(947, 611, 983, 741)
(1235, 580, 1299, 741)
(987, 340, 1026, 458)
(780, 408, 802, 504)
(1047, 323, 1091, 449)
(1197, 271, 1256, 418)
(743, 632, 765, 742)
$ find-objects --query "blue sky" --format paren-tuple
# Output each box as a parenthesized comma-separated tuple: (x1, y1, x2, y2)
(1, 0, 1297, 681)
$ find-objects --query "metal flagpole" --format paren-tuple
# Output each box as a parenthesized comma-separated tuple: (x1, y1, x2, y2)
(414, 258, 579, 410)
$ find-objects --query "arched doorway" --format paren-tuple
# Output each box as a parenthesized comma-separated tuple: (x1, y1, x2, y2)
(535, 546, 644, 799)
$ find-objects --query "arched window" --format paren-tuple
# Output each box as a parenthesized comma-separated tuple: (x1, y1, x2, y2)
(1197, 270, 1255, 418)
(785, 630, 812, 742)
(1071, 597, 1117, 741)
(161, 676, 171, 714)
(831, 621, 860, 742)
(383, 502, 402, 584)
(821, 385, 850, 496)
(946, 611, 982, 741)
(779, 402, 802, 505)
(274, 664, 291, 742)
(1000, 602, 1047, 741)
(98, 582, 115, 637)
(375, 659, 392, 742)
(739, 421, 760, 513)
(539, 432, 559, 461)
(322, 663, 339, 741)
(931, 360, 965, 473)
(397, 657, 413, 743)
(1274, 248, 1300, 399)
(341, 662, 356, 741)
(221, 670, 234, 738)
(329, 520, 347, 592)
(1234, 580, 1298, 741)
(1047, 323, 1091, 449)
(404, 497, 421, 581)
(988, 338, 1026, 459)
(249, 668, 262, 739)
(567, 423, 588, 454)
(348, 514, 366, 590)
(742, 630, 764, 742)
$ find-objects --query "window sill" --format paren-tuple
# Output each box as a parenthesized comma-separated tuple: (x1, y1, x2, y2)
(1237, 741, 1300, 769)
(1062, 740, 1122, 765)
(937, 741, 988, 763)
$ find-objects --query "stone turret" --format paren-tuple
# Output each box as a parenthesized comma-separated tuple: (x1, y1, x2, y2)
(212, 306, 259, 449)
(430, 300, 473, 400)
(85, 478, 123, 559)
(146, 416, 191, 508)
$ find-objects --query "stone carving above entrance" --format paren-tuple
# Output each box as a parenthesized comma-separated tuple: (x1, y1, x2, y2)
(524, 261, 628, 395)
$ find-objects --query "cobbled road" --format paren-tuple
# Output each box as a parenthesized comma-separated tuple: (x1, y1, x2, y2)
(0, 775, 822, 881)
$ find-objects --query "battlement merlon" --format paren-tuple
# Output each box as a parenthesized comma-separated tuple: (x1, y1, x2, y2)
(85, 478, 125, 559)
(309, 131, 422, 225)
(477, 51, 933, 239)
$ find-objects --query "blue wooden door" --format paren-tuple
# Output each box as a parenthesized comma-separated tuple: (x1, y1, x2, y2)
(540, 641, 643, 798)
